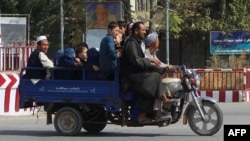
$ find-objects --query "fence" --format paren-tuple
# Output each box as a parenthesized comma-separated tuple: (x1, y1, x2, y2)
(193, 68, 249, 102)
(0, 42, 36, 71)
(170, 68, 250, 102)
(0, 43, 37, 115)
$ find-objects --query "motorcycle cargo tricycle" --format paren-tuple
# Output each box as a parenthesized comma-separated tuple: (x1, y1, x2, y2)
(19, 65, 223, 136)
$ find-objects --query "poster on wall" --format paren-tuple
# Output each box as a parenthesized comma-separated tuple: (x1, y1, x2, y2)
(210, 31, 250, 55)
(86, 1, 121, 29)
(85, 1, 121, 48)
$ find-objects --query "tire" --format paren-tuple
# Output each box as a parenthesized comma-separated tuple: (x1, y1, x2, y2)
(54, 107, 83, 136)
(82, 107, 107, 133)
(188, 101, 223, 136)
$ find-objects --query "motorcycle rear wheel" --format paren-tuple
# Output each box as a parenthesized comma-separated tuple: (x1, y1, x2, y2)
(188, 101, 223, 136)
(54, 107, 83, 136)
(82, 107, 107, 133)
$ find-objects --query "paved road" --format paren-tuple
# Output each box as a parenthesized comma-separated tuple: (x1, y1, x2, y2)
(0, 102, 249, 141)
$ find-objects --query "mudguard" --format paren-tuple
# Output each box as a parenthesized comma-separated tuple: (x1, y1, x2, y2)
(182, 96, 217, 124)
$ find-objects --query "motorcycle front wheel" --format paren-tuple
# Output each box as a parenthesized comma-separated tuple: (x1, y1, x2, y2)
(188, 101, 223, 136)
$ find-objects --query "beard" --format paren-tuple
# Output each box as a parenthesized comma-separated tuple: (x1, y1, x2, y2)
(137, 34, 145, 40)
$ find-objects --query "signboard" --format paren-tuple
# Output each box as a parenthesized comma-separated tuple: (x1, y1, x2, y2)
(0, 16, 27, 45)
(210, 31, 250, 55)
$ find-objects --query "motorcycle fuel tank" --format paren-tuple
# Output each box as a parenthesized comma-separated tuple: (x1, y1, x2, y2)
(162, 78, 183, 96)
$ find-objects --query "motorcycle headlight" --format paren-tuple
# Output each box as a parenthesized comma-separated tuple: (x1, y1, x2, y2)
(194, 74, 200, 88)
(189, 74, 200, 87)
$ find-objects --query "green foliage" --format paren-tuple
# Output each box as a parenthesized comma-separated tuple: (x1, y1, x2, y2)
(1, 0, 86, 49)
(64, 0, 86, 47)
(169, 0, 250, 38)
(169, 12, 183, 38)
(211, 0, 250, 31)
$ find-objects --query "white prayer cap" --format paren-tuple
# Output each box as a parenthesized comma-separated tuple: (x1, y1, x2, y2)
(36, 35, 47, 43)
(129, 22, 134, 29)
(144, 32, 158, 47)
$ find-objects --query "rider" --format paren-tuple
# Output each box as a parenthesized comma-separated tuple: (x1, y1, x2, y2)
(120, 21, 177, 123)
(144, 31, 179, 109)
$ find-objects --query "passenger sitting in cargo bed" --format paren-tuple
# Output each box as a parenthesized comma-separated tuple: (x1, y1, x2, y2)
(56, 47, 81, 80)
(75, 42, 101, 80)
(24, 35, 54, 80)
(99, 22, 122, 80)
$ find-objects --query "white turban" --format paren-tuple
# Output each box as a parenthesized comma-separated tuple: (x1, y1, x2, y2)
(144, 32, 158, 47)
(36, 35, 47, 43)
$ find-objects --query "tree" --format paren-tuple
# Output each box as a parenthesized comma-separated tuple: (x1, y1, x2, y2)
(64, 0, 86, 48)
(1, 0, 86, 48)
(211, 0, 250, 31)
(169, 0, 250, 39)
(2, 0, 60, 41)
(121, 0, 132, 22)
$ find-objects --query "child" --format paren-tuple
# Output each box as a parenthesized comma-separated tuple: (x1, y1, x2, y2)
(75, 42, 99, 71)
(75, 42, 100, 80)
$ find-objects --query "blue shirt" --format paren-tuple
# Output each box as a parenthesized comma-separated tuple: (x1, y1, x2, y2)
(99, 34, 119, 72)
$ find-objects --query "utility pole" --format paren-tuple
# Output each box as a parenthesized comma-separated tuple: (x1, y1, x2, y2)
(0, 0, 2, 71)
(60, 0, 64, 50)
(165, 0, 170, 65)
(0, 0, 2, 47)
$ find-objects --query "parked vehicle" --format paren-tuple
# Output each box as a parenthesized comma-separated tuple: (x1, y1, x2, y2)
(18, 65, 223, 136)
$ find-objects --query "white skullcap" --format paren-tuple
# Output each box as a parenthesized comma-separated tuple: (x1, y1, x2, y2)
(129, 22, 134, 29)
(144, 32, 158, 47)
(36, 35, 47, 43)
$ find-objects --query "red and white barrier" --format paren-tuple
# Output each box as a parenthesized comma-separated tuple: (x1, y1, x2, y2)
(192, 68, 248, 102)
(244, 68, 250, 102)
(188, 90, 244, 102)
(244, 91, 250, 102)
(0, 72, 35, 116)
